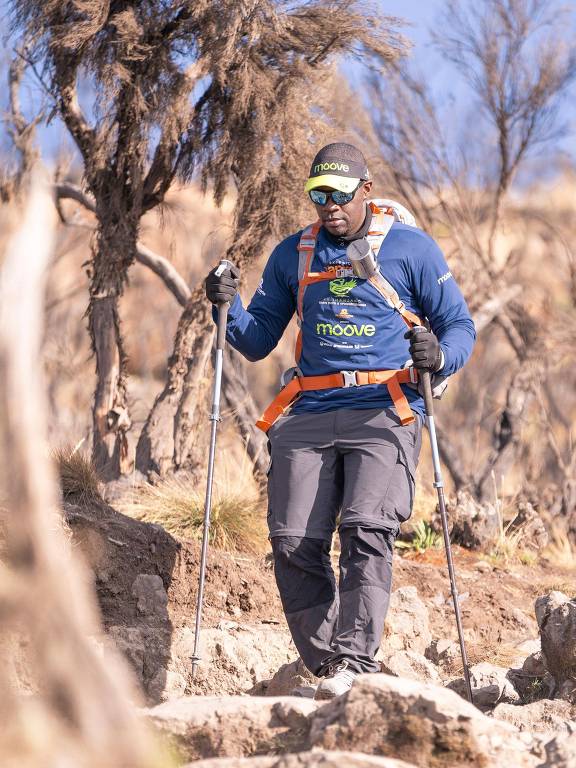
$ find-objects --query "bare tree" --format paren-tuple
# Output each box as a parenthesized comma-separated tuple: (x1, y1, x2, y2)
(1, 46, 42, 201)
(9, 0, 406, 481)
(368, 0, 576, 502)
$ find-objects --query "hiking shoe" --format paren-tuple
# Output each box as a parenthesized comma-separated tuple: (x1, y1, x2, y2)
(314, 660, 358, 701)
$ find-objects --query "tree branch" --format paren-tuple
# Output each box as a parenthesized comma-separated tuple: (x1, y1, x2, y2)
(54, 183, 192, 307)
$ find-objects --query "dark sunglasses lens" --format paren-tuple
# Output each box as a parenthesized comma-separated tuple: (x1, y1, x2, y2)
(309, 189, 328, 205)
(331, 190, 354, 205)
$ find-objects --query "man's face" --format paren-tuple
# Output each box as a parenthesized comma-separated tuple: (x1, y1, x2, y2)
(311, 180, 373, 237)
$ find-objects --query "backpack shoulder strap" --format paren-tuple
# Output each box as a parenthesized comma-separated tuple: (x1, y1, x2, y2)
(366, 200, 422, 329)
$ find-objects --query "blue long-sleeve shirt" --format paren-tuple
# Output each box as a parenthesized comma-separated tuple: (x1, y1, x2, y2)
(215, 221, 475, 418)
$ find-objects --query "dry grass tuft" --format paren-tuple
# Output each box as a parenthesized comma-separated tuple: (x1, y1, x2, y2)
(446, 640, 525, 676)
(543, 524, 576, 571)
(486, 492, 538, 567)
(119, 463, 268, 554)
(53, 441, 102, 502)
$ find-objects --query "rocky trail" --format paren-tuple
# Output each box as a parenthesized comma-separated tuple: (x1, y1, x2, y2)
(40, 496, 576, 766)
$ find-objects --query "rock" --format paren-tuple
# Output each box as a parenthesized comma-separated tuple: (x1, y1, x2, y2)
(261, 657, 317, 696)
(536, 592, 576, 699)
(186, 752, 419, 767)
(143, 695, 316, 761)
(507, 651, 555, 703)
(522, 652, 547, 677)
(508, 502, 549, 551)
(435, 490, 499, 550)
(131, 574, 169, 621)
(514, 639, 542, 661)
(425, 638, 461, 667)
(382, 586, 432, 655)
(543, 732, 576, 767)
(191, 624, 294, 696)
(380, 650, 439, 683)
(493, 699, 576, 734)
(535, 592, 570, 627)
(448, 662, 520, 708)
(105, 623, 293, 702)
(475, 560, 492, 573)
(308, 673, 543, 767)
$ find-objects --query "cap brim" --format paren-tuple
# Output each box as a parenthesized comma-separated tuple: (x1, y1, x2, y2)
(304, 175, 361, 193)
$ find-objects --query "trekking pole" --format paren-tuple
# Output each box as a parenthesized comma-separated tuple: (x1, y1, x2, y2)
(191, 259, 233, 678)
(412, 326, 473, 704)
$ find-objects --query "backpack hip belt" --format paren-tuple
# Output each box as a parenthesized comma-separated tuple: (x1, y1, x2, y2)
(255, 201, 423, 434)
(255, 367, 419, 433)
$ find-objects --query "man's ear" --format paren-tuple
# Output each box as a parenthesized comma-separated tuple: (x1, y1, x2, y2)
(362, 180, 373, 198)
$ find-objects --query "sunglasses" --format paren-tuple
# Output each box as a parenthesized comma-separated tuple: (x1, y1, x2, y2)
(308, 181, 363, 207)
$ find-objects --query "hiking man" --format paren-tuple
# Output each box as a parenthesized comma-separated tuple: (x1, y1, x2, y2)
(205, 143, 475, 700)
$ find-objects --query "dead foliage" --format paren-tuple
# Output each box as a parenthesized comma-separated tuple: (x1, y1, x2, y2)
(53, 443, 103, 502)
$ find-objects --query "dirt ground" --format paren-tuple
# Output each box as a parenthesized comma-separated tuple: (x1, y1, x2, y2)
(64, 493, 574, 669)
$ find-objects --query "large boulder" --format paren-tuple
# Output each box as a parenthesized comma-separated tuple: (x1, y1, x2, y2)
(143, 695, 316, 762)
(536, 592, 576, 701)
(381, 587, 432, 655)
(308, 673, 543, 767)
(186, 753, 418, 767)
(493, 699, 576, 734)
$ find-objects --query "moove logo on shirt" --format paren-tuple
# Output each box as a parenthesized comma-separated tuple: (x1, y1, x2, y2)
(316, 322, 376, 337)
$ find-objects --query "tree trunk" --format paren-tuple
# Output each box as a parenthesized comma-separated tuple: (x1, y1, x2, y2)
(89, 295, 131, 480)
(88, 181, 140, 480)
(475, 359, 541, 502)
(136, 287, 214, 478)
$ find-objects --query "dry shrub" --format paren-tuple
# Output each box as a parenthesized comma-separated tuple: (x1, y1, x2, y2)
(119, 450, 268, 553)
(53, 442, 102, 501)
(543, 524, 576, 571)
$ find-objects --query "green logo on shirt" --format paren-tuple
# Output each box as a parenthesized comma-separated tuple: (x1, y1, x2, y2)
(329, 278, 357, 297)
(316, 322, 375, 337)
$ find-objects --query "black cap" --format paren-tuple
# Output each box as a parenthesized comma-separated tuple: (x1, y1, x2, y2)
(305, 142, 370, 193)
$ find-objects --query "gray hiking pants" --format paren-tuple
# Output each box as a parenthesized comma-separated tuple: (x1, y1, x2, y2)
(267, 407, 422, 675)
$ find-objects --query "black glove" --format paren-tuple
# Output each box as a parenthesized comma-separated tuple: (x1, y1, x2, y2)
(205, 262, 240, 304)
(404, 328, 443, 371)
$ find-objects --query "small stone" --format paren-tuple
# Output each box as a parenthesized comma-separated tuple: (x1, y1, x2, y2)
(448, 662, 520, 709)
(265, 658, 317, 697)
(383, 586, 432, 655)
(380, 650, 439, 683)
(131, 574, 169, 620)
(475, 561, 491, 573)
(426, 638, 461, 666)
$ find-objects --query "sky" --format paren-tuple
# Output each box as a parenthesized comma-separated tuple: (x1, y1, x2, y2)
(377, 0, 576, 162)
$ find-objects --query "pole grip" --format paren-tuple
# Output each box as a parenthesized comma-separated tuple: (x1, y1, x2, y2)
(411, 325, 435, 415)
(420, 369, 435, 416)
(214, 258, 234, 351)
(216, 302, 229, 350)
